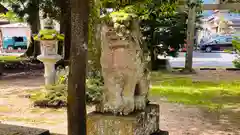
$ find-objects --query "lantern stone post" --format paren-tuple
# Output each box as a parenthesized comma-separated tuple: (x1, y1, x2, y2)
(34, 17, 64, 85)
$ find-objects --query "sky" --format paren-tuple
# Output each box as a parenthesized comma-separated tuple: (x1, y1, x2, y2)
(202, 0, 217, 17)
(202, 0, 240, 19)
(204, 0, 216, 4)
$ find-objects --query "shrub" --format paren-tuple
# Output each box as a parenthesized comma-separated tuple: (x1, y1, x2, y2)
(232, 37, 240, 68)
(86, 77, 103, 104)
(31, 67, 103, 108)
(223, 49, 233, 54)
(233, 57, 240, 68)
(31, 85, 67, 108)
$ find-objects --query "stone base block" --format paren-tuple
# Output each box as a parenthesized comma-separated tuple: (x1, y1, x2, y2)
(0, 124, 50, 135)
(151, 130, 169, 135)
(0, 62, 3, 76)
(87, 104, 159, 135)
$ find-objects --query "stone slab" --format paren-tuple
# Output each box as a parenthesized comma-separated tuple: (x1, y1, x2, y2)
(87, 104, 159, 135)
(0, 123, 50, 135)
(0, 62, 3, 75)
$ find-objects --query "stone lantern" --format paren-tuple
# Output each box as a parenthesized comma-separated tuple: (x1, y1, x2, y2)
(34, 17, 64, 85)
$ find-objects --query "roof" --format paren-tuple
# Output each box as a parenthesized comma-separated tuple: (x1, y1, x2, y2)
(0, 23, 29, 28)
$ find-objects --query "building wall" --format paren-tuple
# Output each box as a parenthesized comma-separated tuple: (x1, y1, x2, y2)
(0, 27, 30, 37)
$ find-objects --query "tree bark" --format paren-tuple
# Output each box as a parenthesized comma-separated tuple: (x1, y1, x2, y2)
(151, 31, 157, 70)
(184, 2, 196, 72)
(67, 0, 89, 134)
(32, 10, 41, 58)
(21, 5, 41, 58)
(55, 0, 71, 68)
(60, 0, 71, 61)
(0, 62, 3, 76)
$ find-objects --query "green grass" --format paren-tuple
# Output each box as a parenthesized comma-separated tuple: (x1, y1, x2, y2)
(0, 55, 24, 62)
(150, 72, 240, 110)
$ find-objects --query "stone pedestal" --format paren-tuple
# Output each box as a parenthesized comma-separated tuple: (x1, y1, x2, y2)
(0, 123, 50, 135)
(37, 55, 62, 85)
(87, 104, 160, 135)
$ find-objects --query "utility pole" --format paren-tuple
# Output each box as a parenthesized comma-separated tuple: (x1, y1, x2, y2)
(68, 0, 89, 134)
(184, 0, 196, 71)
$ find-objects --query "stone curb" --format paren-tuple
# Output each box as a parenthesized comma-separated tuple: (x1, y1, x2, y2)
(172, 67, 240, 71)
(0, 123, 50, 135)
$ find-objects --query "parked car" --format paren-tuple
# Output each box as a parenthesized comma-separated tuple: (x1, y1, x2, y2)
(180, 44, 187, 52)
(3, 36, 28, 51)
(199, 36, 233, 52)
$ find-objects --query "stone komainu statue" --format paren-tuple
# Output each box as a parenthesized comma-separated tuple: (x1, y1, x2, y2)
(96, 12, 150, 115)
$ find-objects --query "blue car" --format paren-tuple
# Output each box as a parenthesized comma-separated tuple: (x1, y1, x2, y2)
(199, 36, 233, 52)
(3, 36, 28, 50)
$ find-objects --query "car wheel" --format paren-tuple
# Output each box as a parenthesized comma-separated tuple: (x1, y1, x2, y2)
(205, 47, 212, 52)
(17, 47, 22, 51)
(7, 46, 13, 51)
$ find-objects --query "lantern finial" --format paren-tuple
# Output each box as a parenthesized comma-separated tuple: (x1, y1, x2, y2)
(43, 15, 54, 29)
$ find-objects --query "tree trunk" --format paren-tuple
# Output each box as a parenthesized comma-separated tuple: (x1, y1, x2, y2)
(60, 0, 71, 61)
(184, 2, 196, 72)
(32, 11, 41, 58)
(55, 0, 71, 68)
(67, 0, 89, 134)
(21, 7, 41, 58)
(0, 62, 3, 75)
(150, 44, 157, 70)
(151, 31, 157, 70)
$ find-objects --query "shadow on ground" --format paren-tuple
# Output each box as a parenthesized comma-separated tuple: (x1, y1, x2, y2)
(153, 99, 240, 135)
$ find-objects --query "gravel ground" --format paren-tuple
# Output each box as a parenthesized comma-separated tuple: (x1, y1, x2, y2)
(158, 101, 240, 135)
(0, 70, 240, 135)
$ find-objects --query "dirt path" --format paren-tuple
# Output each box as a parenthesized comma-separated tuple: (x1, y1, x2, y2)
(157, 100, 240, 135)
(0, 70, 96, 134)
(0, 70, 66, 134)
(0, 70, 240, 135)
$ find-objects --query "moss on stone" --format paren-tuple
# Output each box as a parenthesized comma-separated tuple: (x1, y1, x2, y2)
(101, 10, 138, 38)
(102, 10, 137, 25)
(110, 11, 136, 23)
(34, 29, 64, 41)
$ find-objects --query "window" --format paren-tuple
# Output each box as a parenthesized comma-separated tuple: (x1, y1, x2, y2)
(226, 38, 232, 42)
(13, 37, 24, 42)
(217, 38, 226, 43)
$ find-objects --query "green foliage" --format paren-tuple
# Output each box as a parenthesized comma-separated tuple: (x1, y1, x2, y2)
(186, 0, 203, 11)
(223, 49, 234, 54)
(0, 11, 24, 22)
(40, 0, 61, 21)
(88, 0, 102, 72)
(99, 0, 203, 69)
(135, 0, 184, 55)
(232, 37, 240, 51)
(4, 0, 40, 23)
(102, 10, 138, 38)
(110, 10, 137, 22)
(86, 76, 103, 104)
(0, 56, 23, 62)
(100, 0, 144, 9)
(233, 59, 240, 68)
(31, 67, 103, 108)
(232, 36, 240, 68)
(31, 85, 67, 108)
(110, 0, 201, 55)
